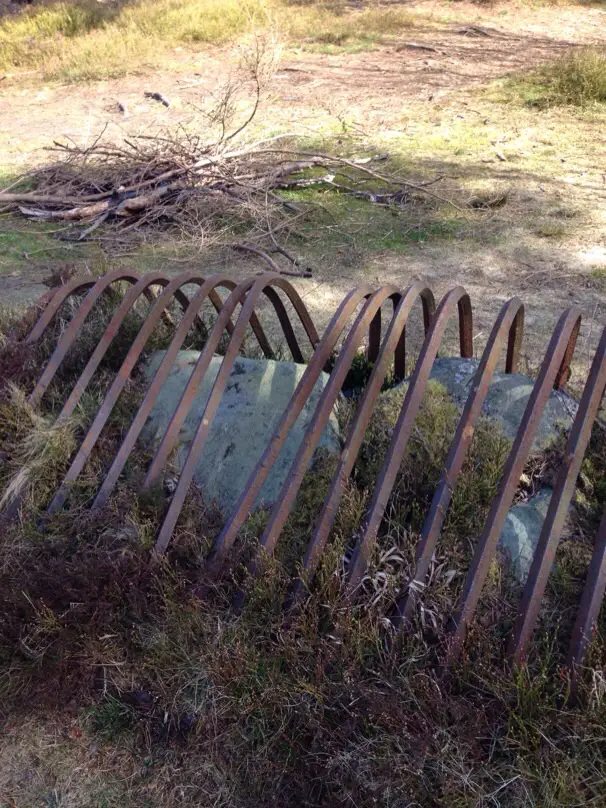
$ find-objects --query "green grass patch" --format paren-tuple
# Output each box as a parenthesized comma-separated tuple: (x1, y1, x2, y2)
(546, 47, 606, 106)
(283, 187, 466, 258)
(0, 218, 92, 269)
(87, 696, 135, 742)
(589, 265, 606, 290)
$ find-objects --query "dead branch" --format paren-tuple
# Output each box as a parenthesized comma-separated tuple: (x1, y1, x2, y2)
(0, 33, 467, 276)
(245, 149, 468, 216)
(395, 42, 440, 53)
(231, 243, 311, 278)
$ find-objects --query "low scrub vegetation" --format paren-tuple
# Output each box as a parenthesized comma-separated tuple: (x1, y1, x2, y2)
(0, 0, 416, 81)
(547, 46, 606, 105)
(511, 46, 606, 108)
(0, 295, 605, 806)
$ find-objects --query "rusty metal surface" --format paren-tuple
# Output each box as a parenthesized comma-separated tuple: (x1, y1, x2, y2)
(47, 273, 239, 514)
(207, 283, 378, 575)
(6, 270, 606, 679)
(446, 308, 582, 664)
(344, 287, 474, 596)
(392, 297, 525, 630)
(569, 509, 606, 677)
(510, 324, 606, 664)
(289, 284, 436, 604)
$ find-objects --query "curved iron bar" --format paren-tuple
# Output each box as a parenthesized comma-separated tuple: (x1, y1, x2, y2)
(447, 308, 582, 663)
(29, 272, 168, 408)
(151, 274, 320, 554)
(510, 324, 606, 664)
(54, 275, 247, 424)
(145, 275, 319, 489)
(364, 297, 412, 382)
(25, 268, 228, 346)
(206, 284, 379, 576)
(391, 298, 525, 630)
(240, 286, 408, 589)
(284, 284, 437, 606)
(7, 269, 606, 678)
(26, 270, 224, 407)
(25, 272, 133, 345)
(45, 272, 274, 514)
(3, 270, 151, 520)
(568, 509, 606, 678)
(262, 286, 309, 364)
(345, 288, 474, 596)
(90, 274, 273, 511)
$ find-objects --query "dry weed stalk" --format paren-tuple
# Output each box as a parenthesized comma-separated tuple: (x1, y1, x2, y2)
(0, 383, 83, 511)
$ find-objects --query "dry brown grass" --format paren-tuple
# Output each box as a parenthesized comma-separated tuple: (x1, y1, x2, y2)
(0, 0, 418, 81)
(507, 46, 606, 108)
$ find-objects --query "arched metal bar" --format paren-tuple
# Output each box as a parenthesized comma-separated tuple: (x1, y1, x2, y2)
(505, 305, 524, 375)
(345, 287, 474, 596)
(206, 284, 382, 577)
(125, 277, 258, 493)
(288, 284, 436, 605)
(1, 275, 155, 524)
(263, 286, 306, 363)
(364, 289, 434, 381)
(25, 271, 221, 359)
(151, 275, 320, 554)
(568, 510, 606, 677)
(44, 272, 252, 514)
(239, 286, 404, 587)
(447, 308, 582, 664)
(55, 276, 248, 425)
(392, 298, 525, 630)
(90, 275, 253, 510)
(267, 281, 319, 356)
(510, 324, 606, 664)
(367, 304, 382, 366)
(145, 274, 319, 494)
(25, 270, 142, 345)
(29, 272, 169, 408)
(554, 317, 579, 390)
(169, 285, 239, 340)
(10, 268, 606, 677)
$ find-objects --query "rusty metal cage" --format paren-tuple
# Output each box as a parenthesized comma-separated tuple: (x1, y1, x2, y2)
(2, 270, 605, 677)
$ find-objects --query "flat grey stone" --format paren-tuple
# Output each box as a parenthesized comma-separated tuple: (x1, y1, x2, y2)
(141, 352, 341, 515)
(498, 488, 553, 583)
(423, 357, 577, 451)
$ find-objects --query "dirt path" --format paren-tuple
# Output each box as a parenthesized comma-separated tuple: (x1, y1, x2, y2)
(1, 0, 605, 380)
(1, 3, 603, 167)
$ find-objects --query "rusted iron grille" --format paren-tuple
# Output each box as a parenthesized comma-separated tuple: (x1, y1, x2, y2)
(7, 269, 606, 673)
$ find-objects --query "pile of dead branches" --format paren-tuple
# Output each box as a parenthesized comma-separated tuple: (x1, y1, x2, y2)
(0, 40, 460, 277)
(0, 137, 460, 276)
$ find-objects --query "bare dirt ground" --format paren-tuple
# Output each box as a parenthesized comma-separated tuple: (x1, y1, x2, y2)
(1, 0, 605, 383)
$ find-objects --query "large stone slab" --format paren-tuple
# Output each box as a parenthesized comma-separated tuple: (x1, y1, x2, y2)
(498, 488, 553, 583)
(141, 352, 341, 515)
(421, 359, 574, 581)
(424, 357, 578, 451)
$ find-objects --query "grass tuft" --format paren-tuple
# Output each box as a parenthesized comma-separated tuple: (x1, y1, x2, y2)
(546, 47, 606, 106)
(0, 383, 83, 511)
(507, 47, 606, 108)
